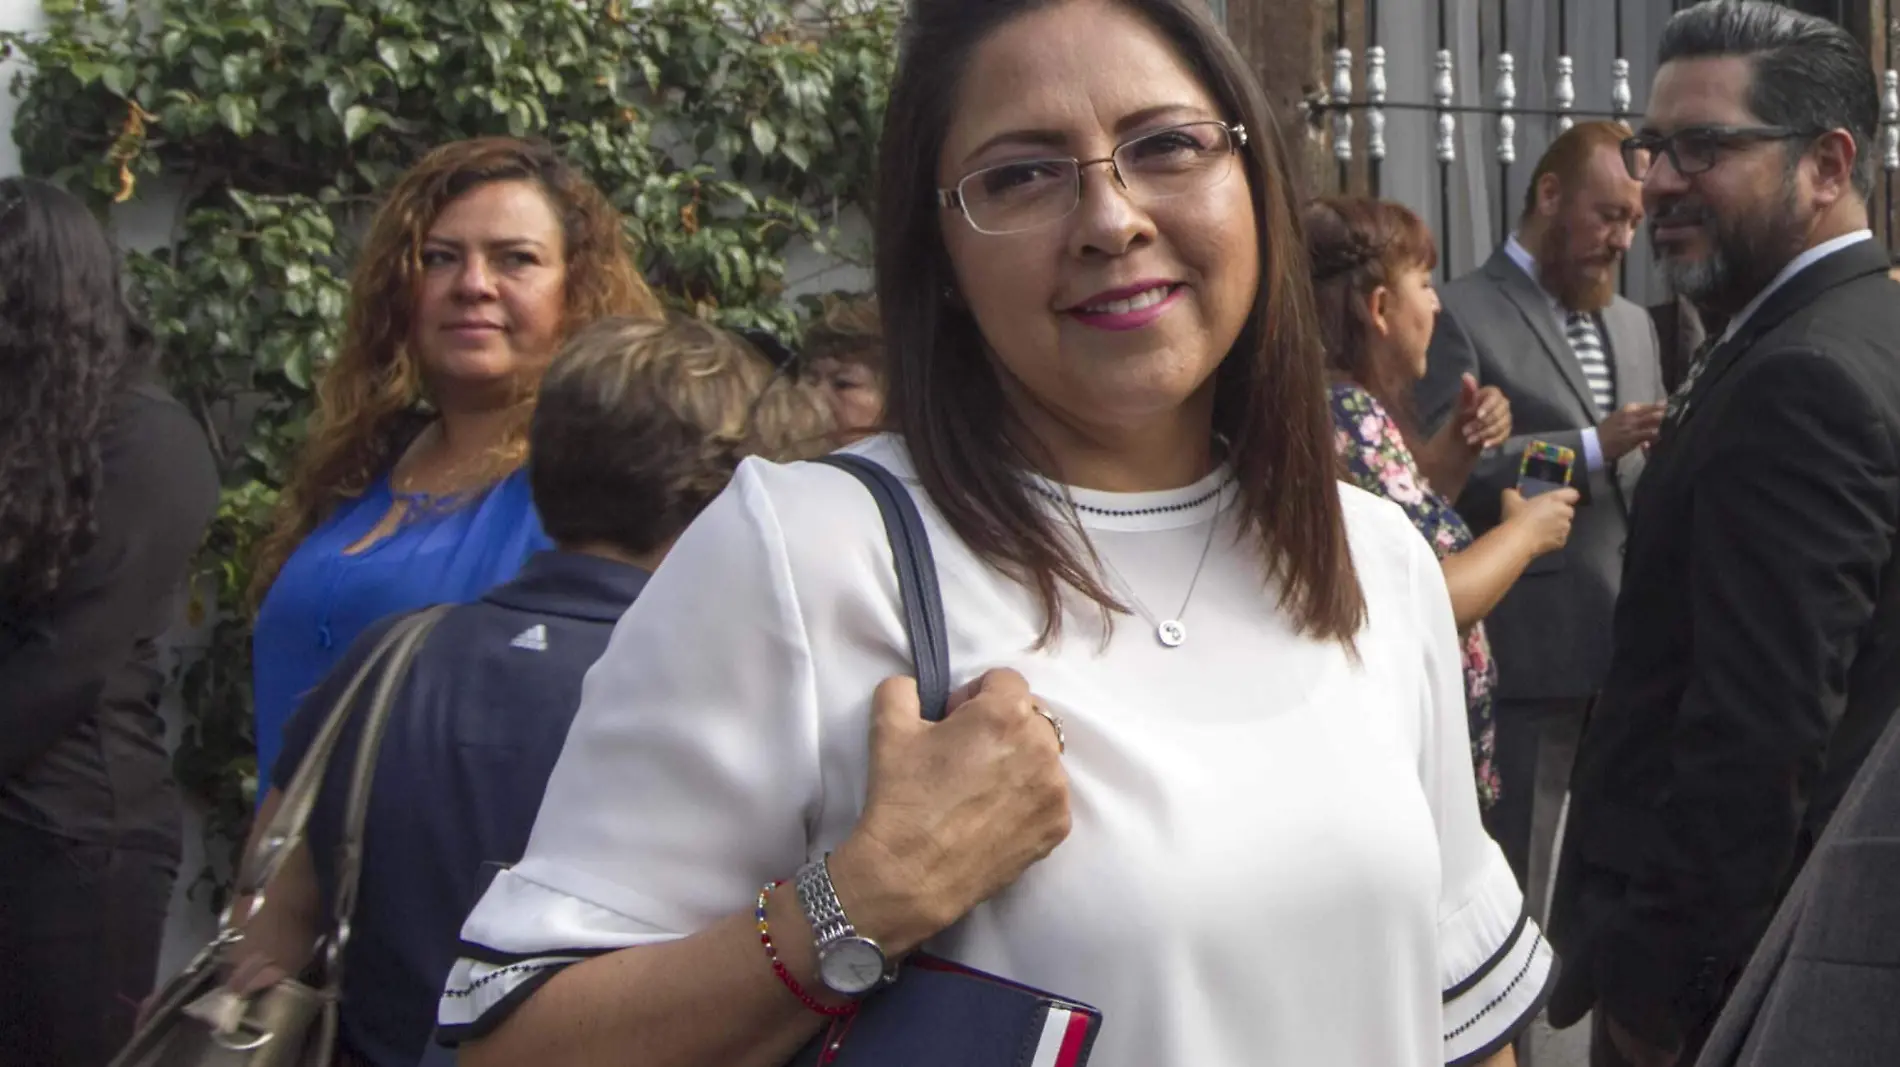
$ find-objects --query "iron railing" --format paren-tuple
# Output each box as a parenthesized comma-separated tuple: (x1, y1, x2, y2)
(1300, 0, 1900, 290)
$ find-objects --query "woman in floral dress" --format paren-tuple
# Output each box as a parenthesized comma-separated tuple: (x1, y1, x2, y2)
(1306, 197, 1579, 808)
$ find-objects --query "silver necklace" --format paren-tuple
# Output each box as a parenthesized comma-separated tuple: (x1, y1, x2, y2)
(1098, 506, 1220, 647)
(1030, 476, 1230, 648)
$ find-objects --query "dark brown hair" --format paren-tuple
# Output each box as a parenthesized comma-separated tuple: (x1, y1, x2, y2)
(253, 137, 661, 604)
(1519, 120, 1635, 220)
(530, 315, 834, 554)
(1305, 195, 1438, 441)
(878, 0, 1364, 645)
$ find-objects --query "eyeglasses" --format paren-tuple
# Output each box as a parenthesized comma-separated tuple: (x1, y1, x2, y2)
(1620, 125, 1815, 181)
(938, 121, 1248, 236)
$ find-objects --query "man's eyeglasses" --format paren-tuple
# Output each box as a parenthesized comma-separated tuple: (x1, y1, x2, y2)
(1620, 125, 1815, 181)
(938, 121, 1248, 237)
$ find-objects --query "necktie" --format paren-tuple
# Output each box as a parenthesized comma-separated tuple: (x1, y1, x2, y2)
(1564, 311, 1617, 416)
(1665, 334, 1720, 424)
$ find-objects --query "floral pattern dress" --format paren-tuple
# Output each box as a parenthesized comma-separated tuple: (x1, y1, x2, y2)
(1329, 381, 1502, 809)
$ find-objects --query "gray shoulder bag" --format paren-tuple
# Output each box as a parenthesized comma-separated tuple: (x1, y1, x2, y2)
(110, 605, 450, 1067)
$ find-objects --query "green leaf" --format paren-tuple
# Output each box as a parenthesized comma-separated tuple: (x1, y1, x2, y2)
(328, 81, 356, 119)
(338, 14, 371, 55)
(343, 104, 374, 143)
(285, 344, 312, 389)
(377, 38, 412, 81)
(490, 0, 523, 37)
(750, 118, 778, 156)
(217, 95, 252, 137)
(782, 140, 810, 171)
(219, 260, 252, 290)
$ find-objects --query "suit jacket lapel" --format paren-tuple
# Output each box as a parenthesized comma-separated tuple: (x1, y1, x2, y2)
(1601, 306, 1644, 414)
(1672, 239, 1890, 433)
(1485, 249, 1597, 419)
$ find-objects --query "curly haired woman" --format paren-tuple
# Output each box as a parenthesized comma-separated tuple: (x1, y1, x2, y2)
(0, 177, 219, 1066)
(249, 137, 660, 784)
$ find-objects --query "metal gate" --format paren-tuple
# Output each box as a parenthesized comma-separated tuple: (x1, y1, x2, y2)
(1298, 0, 1900, 301)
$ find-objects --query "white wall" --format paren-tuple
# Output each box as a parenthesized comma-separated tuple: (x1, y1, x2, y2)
(0, 0, 40, 177)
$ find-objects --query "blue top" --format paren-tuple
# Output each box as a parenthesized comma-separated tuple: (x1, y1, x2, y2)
(270, 551, 647, 1067)
(251, 468, 551, 784)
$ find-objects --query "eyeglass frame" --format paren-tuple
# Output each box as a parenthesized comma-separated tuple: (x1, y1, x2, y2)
(936, 121, 1249, 236)
(1619, 124, 1818, 181)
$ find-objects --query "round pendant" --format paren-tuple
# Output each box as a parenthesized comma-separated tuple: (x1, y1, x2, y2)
(1157, 619, 1187, 648)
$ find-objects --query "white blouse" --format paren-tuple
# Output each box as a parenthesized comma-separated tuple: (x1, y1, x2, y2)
(439, 435, 1551, 1066)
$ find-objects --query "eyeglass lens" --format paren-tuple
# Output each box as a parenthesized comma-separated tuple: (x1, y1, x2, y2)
(957, 122, 1238, 235)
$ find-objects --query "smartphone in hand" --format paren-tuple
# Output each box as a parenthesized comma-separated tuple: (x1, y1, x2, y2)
(1518, 440, 1577, 498)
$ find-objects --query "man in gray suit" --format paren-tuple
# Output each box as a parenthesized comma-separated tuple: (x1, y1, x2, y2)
(1416, 120, 1668, 922)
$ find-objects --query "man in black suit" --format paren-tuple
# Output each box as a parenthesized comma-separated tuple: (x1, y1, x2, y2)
(1547, 4, 1900, 1067)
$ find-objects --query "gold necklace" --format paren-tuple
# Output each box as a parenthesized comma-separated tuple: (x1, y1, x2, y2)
(390, 420, 525, 500)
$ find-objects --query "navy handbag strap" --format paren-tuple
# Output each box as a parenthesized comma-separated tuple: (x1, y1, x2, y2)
(815, 453, 951, 722)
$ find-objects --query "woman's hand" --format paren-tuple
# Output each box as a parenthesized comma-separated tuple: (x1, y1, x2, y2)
(1500, 486, 1580, 557)
(828, 668, 1071, 955)
(1456, 375, 1513, 451)
(226, 951, 292, 995)
(1416, 376, 1510, 500)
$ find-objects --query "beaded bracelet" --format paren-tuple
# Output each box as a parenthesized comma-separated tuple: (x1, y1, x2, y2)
(757, 880, 858, 1018)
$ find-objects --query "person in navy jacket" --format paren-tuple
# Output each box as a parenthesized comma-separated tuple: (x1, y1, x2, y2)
(216, 315, 834, 1067)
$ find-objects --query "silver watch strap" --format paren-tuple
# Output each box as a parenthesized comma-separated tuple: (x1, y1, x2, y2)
(794, 854, 856, 948)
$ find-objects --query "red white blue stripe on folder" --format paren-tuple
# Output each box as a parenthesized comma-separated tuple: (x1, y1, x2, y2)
(1029, 1005, 1093, 1067)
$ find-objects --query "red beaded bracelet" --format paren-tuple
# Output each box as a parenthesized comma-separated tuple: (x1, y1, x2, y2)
(757, 880, 858, 1018)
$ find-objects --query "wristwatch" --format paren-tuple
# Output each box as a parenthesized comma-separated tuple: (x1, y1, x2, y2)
(794, 854, 894, 997)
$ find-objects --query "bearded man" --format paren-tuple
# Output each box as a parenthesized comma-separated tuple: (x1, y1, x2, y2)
(1414, 120, 1668, 935)
(1545, 4, 1900, 1066)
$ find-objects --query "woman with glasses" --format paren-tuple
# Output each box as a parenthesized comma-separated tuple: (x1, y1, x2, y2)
(440, 3, 1549, 1066)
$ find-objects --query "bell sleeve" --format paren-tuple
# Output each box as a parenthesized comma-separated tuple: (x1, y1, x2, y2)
(1406, 528, 1557, 1065)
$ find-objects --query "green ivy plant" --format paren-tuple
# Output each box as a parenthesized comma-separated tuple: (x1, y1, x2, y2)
(2, 0, 897, 906)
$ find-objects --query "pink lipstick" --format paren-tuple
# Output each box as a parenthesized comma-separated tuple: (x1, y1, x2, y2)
(1066, 282, 1184, 332)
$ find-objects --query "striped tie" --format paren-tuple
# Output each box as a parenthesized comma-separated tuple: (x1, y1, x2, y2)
(1565, 311, 1616, 416)
(1665, 334, 1720, 425)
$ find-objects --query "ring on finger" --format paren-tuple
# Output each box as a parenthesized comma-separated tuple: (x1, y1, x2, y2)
(1032, 704, 1066, 754)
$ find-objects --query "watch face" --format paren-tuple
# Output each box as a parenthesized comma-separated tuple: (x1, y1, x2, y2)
(818, 937, 887, 996)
